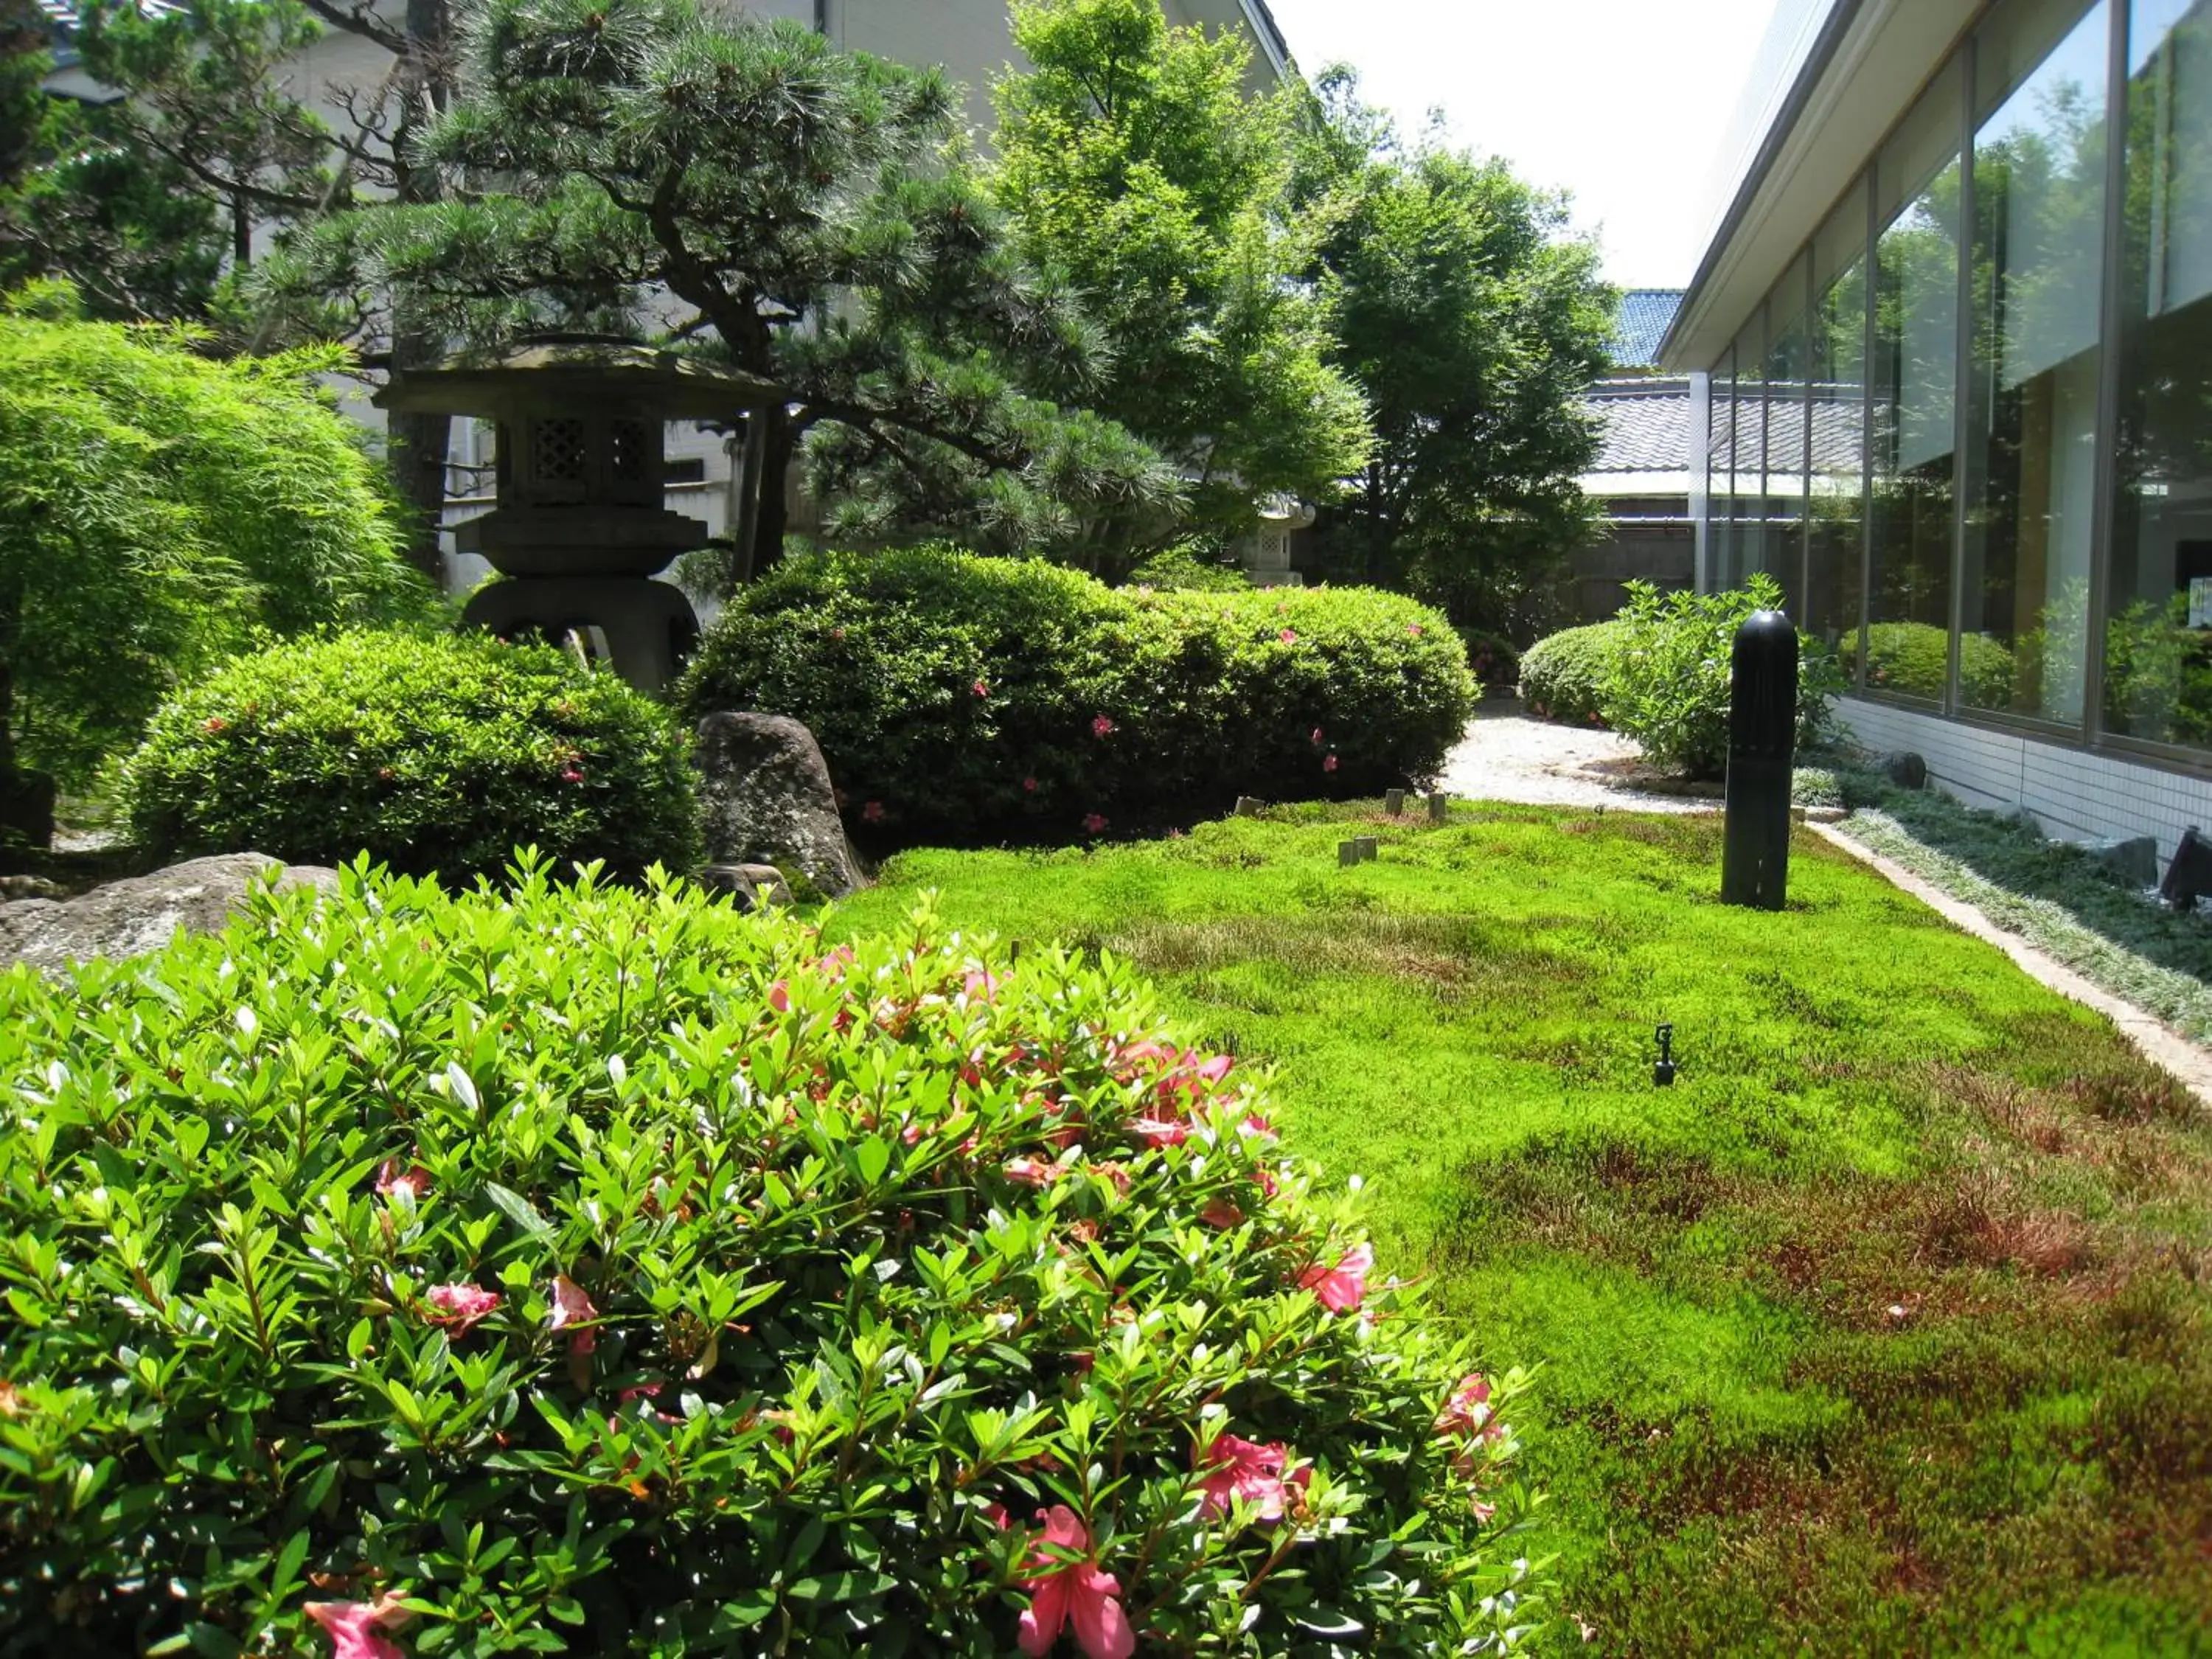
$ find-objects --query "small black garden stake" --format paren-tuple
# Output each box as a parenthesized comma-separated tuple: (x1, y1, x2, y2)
(1653, 1023, 1677, 1087)
(1721, 610, 1798, 911)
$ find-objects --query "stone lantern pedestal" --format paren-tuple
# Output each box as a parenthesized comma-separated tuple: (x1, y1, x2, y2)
(377, 343, 779, 692)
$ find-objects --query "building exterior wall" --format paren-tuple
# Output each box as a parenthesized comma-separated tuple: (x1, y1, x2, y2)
(1680, 0, 2212, 857)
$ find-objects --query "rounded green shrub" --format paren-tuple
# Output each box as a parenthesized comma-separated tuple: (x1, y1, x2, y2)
(123, 630, 699, 883)
(0, 860, 1543, 1656)
(1601, 577, 1843, 778)
(678, 549, 1472, 841)
(1517, 620, 1625, 725)
(1843, 622, 2012, 706)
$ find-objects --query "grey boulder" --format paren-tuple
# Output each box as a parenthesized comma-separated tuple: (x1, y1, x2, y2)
(695, 712, 867, 899)
(0, 852, 339, 977)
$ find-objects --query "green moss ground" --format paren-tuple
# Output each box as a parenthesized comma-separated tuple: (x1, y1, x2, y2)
(830, 802, 2212, 1655)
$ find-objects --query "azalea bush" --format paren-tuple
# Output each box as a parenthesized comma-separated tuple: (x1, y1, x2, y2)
(677, 548, 1473, 844)
(123, 630, 700, 883)
(1601, 577, 1842, 778)
(0, 858, 1543, 1657)
(1517, 620, 1623, 725)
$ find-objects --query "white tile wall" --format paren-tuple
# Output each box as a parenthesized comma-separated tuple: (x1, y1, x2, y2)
(1836, 697, 2212, 863)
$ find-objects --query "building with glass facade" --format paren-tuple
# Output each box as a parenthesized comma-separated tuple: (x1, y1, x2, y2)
(1662, 0, 2212, 860)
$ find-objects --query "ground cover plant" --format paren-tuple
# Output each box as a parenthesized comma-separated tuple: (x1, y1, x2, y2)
(835, 807, 2212, 1653)
(0, 856, 1541, 1657)
(679, 547, 1472, 845)
(123, 630, 699, 884)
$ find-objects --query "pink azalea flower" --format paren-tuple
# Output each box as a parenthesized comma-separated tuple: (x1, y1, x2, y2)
(375, 1160, 432, 1201)
(1023, 776, 1040, 793)
(1091, 715, 1116, 738)
(1436, 1371, 1495, 1438)
(964, 969, 1001, 1001)
(1194, 1433, 1304, 1523)
(423, 1284, 501, 1335)
(1015, 1506, 1134, 1659)
(1310, 727, 1324, 746)
(1004, 1156, 1063, 1186)
(1083, 813, 1108, 835)
(862, 801, 886, 824)
(1297, 1242, 1374, 1312)
(304, 1594, 413, 1659)
(1237, 1113, 1278, 1143)
(1093, 1161, 1133, 1195)
(1198, 1197, 1245, 1229)
(560, 765, 585, 785)
(549, 1274, 599, 1354)
(1255, 1164, 1280, 1200)
(768, 980, 791, 1013)
(1279, 628, 1297, 644)
(1407, 624, 1424, 637)
(983, 1501, 1012, 1531)
(973, 679, 991, 698)
(1128, 1113, 1191, 1148)
(1322, 754, 1339, 773)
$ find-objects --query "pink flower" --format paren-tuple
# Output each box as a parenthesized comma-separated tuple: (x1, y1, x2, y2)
(1023, 776, 1040, 793)
(423, 1283, 500, 1335)
(1194, 1433, 1304, 1523)
(768, 980, 790, 1013)
(1237, 1113, 1278, 1143)
(1436, 1371, 1497, 1439)
(304, 1594, 413, 1659)
(1128, 1113, 1191, 1148)
(1407, 624, 1424, 637)
(549, 1274, 599, 1354)
(1093, 1161, 1133, 1195)
(1004, 1156, 1063, 1186)
(1083, 813, 1108, 835)
(830, 626, 847, 641)
(1255, 1164, 1280, 1200)
(375, 1160, 431, 1201)
(1091, 715, 1116, 738)
(1015, 1506, 1134, 1659)
(1297, 1242, 1374, 1312)
(982, 1501, 1012, 1531)
(1198, 1197, 1245, 1229)
(964, 969, 1001, 1001)
(1279, 628, 1297, 644)
(1322, 754, 1339, 773)
(1310, 727, 1324, 746)
(973, 679, 991, 698)
(560, 765, 585, 785)
(202, 715, 229, 735)
(862, 801, 886, 824)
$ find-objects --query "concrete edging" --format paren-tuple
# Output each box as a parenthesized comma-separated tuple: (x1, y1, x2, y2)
(1807, 821, 2212, 1108)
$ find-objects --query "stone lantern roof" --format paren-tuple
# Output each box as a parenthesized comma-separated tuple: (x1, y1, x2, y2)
(373, 339, 782, 422)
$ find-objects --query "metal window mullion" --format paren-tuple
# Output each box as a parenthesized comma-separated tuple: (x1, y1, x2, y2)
(2084, 0, 2132, 749)
(1947, 38, 1978, 721)
(1859, 164, 1877, 696)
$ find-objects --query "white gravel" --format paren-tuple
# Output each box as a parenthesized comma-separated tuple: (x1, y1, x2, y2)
(1433, 702, 1719, 814)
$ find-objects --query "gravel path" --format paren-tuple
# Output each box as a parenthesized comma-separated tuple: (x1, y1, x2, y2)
(1435, 701, 1719, 813)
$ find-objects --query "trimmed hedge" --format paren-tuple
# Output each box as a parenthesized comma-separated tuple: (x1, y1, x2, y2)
(677, 550, 1473, 841)
(0, 860, 1543, 1655)
(1517, 621, 1625, 726)
(1843, 621, 2014, 706)
(123, 630, 699, 883)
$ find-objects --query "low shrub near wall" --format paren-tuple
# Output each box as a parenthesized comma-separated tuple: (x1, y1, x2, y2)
(123, 630, 699, 883)
(0, 861, 1543, 1655)
(678, 550, 1472, 841)
(1842, 621, 2014, 706)
(1602, 577, 1842, 777)
(1517, 620, 1625, 724)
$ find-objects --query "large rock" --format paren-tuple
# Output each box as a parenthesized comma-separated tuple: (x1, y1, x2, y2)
(0, 853, 339, 977)
(695, 713, 868, 899)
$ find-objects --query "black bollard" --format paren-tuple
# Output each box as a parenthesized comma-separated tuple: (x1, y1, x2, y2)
(1721, 610, 1798, 911)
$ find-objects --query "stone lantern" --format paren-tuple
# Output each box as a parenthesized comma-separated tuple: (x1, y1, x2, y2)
(377, 342, 780, 691)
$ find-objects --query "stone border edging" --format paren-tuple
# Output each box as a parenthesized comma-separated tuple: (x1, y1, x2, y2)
(1807, 822, 2212, 1109)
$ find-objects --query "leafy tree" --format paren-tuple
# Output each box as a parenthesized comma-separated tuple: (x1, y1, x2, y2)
(262, 0, 1178, 576)
(987, 0, 1370, 571)
(0, 285, 422, 827)
(1295, 71, 1612, 639)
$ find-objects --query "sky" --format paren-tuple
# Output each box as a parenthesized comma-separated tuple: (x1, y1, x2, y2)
(1264, 0, 1790, 289)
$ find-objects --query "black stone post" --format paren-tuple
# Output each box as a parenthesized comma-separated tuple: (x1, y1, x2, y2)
(1721, 611, 1798, 911)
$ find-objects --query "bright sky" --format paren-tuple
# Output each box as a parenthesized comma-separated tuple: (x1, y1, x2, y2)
(1265, 0, 1785, 288)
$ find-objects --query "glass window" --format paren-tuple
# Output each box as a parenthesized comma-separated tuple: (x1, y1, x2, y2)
(1731, 316, 1767, 591)
(1764, 257, 1812, 616)
(1868, 61, 1965, 703)
(1961, 0, 2110, 726)
(2108, 0, 2212, 749)
(1810, 185, 1870, 653)
(1708, 349, 1736, 586)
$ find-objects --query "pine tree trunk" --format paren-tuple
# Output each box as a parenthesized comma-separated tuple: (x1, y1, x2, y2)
(387, 0, 452, 586)
(751, 408, 795, 577)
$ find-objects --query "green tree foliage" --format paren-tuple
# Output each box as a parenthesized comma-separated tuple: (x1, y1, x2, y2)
(262, 0, 1180, 572)
(986, 0, 1371, 573)
(0, 288, 421, 800)
(1295, 70, 1613, 639)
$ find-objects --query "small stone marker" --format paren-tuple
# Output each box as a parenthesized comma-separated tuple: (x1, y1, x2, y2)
(1234, 796, 1263, 818)
(1354, 835, 1379, 863)
(1427, 791, 1450, 823)
(1384, 787, 1407, 815)
(1338, 837, 1380, 866)
(1338, 840, 1362, 867)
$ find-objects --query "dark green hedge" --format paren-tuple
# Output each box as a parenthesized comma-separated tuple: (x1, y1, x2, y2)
(1518, 620, 1625, 725)
(124, 630, 700, 882)
(678, 549, 1473, 843)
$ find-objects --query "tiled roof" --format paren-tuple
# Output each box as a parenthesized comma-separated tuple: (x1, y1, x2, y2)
(1586, 377, 1864, 476)
(1610, 290, 1686, 370)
